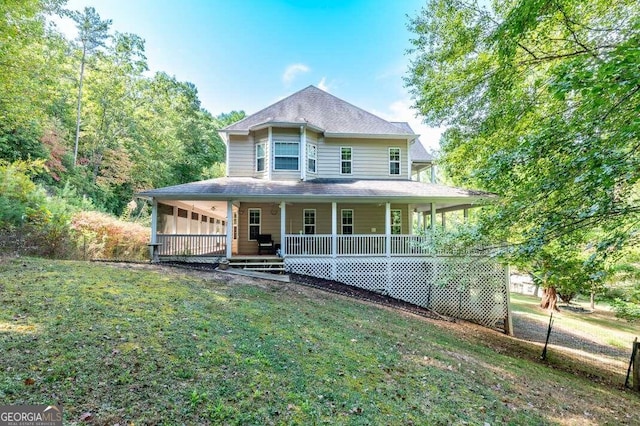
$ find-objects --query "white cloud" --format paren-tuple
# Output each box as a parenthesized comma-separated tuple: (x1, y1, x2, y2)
(373, 98, 445, 153)
(282, 63, 310, 84)
(317, 77, 330, 92)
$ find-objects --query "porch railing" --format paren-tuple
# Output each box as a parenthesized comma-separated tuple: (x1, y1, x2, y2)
(285, 234, 436, 256)
(156, 234, 226, 256)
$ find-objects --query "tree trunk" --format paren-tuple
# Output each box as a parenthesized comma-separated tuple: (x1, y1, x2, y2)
(540, 287, 560, 311)
(74, 46, 87, 166)
(590, 291, 595, 310)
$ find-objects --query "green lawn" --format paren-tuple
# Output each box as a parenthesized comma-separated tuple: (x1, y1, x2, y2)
(1, 258, 638, 425)
(510, 293, 638, 349)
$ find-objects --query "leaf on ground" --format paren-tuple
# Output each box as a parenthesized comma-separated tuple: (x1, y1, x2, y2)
(24, 378, 35, 385)
(79, 412, 93, 422)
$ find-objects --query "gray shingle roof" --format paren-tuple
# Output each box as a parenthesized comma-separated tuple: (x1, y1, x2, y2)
(222, 86, 415, 137)
(391, 122, 434, 163)
(138, 177, 491, 202)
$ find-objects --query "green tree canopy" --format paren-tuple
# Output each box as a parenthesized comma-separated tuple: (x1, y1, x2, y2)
(406, 0, 640, 264)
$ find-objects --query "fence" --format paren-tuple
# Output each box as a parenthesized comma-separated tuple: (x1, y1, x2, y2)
(285, 255, 511, 332)
(156, 234, 226, 256)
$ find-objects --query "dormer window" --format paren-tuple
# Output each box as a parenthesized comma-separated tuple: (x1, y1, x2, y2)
(389, 147, 401, 175)
(274, 141, 299, 170)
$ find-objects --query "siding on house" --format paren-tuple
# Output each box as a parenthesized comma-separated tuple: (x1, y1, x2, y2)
(318, 137, 409, 180)
(227, 134, 254, 177)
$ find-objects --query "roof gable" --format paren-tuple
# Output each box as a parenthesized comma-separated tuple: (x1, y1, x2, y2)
(222, 86, 415, 137)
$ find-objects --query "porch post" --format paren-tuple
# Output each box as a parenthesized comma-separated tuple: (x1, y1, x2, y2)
(150, 198, 159, 262)
(442, 212, 446, 229)
(331, 202, 337, 280)
(151, 199, 158, 245)
(226, 201, 233, 258)
(172, 206, 177, 234)
(280, 201, 286, 257)
(385, 202, 391, 256)
(430, 202, 436, 230)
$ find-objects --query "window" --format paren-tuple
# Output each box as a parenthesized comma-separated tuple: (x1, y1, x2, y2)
(274, 141, 299, 170)
(341, 147, 352, 174)
(303, 209, 316, 234)
(341, 209, 354, 235)
(177, 208, 188, 218)
(256, 143, 265, 172)
(248, 208, 261, 240)
(389, 147, 401, 175)
(307, 143, 317, 173)
(233, 211, 238, 240)
(391, 209, 402, 234)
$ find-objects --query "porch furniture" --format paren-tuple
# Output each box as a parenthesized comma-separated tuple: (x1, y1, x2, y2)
(257, 234, 275, 254)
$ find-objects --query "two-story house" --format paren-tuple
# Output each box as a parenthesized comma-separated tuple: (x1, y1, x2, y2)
(139, 86, 511, 332)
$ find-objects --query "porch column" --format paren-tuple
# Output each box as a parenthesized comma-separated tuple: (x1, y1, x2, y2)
(442, 212, 447, 229)
(172, 206, 177, 234)
(226, 201, 233, 258)
(430, 202, 436, 230)
(151, 199, 158, 244)
(280, 201, 286, 257)
(422, 212, 427, 231)
(149, 199, 159, 262)
(385, 202, 391, 257)
(331, 202, 337, 280)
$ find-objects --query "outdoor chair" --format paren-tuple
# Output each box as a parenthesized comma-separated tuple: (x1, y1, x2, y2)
(257, 234, 275, 254)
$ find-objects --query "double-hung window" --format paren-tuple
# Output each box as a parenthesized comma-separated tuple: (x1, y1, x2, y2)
(341, 147, 352, 174)
(274, 141, 299, 170)
(391, 209, 402, 234)
(389, 147, 401, 175)
(341, 209, 354, 235)
(303, 209, 316, 234)
(256, 143, 265, 172)
(307, 143, 317, 173)
(248, 208, 261, 240)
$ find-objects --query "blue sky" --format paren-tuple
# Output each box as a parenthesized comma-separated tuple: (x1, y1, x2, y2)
(55, 0, 441, 149)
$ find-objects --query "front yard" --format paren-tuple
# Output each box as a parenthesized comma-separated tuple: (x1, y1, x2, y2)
(0, 257, 638, 425)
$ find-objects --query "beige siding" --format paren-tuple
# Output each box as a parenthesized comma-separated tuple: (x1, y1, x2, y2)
(227, 134, 254, 177)
(319, 138, 409, 179)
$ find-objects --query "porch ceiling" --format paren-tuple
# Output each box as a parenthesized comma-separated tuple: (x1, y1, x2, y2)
(138, 177, 494, 211)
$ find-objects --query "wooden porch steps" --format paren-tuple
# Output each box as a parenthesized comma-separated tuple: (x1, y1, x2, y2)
(228, 257, 285, 273)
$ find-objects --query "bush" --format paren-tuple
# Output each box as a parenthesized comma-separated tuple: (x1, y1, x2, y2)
(610, 299, 640, 322)
(71, 211, 150, 261)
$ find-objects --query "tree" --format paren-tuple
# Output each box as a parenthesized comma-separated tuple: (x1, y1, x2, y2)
(69, 6, 111, 166)
(406, 0, 640, 296)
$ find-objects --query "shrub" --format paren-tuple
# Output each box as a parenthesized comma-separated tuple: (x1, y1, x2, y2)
(71, 211, 150, 261)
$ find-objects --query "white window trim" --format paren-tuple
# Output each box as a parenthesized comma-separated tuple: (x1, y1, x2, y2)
(303, 209, 316, 235)
(340, 147, 352, 175)
(391, 209, 402, 234)
(306, 143, 317, 173)
(255, 143, 265, 172)
(389, 147, 401, 175)
(273, 141, 300, 171)
(341, 209, 354, 235)
(248, 208, 261, 241)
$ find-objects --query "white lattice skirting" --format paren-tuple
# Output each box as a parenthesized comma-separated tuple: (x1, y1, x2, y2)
(285, 256, 510, 331)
